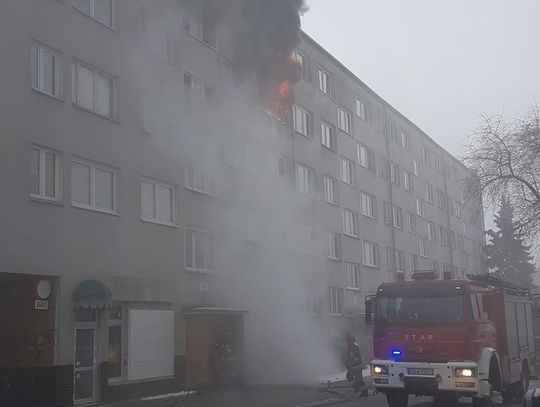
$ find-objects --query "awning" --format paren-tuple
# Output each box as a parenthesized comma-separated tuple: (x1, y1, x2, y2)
(73, 280, 113, 309)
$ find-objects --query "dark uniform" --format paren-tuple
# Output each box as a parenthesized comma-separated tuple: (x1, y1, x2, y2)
(344, 335, 368, 395)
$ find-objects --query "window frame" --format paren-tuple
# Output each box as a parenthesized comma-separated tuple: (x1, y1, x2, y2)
(71, 157, 118, 214)
(407, 211, 417, 234)
(329, 287, 344, 315)
(184, 228, 215, 273)
(321, 121, 336, 151)
(390, 162, 400, 186)
(345, 263, 361, 290)
(140, 177, 177, 226)
(31, 42, 61, 98)
(337, 105, 353, 135)
(327, 231, 341, 260)
(355, 97, 368, 121)
(293, 104, 312, 138)
(30, 145, 62, 202)
(360, 191, 377, 219)
(356, 143, 375, 172)
(404, 169, 414, 192)
(184, 162, 215, 196)
(73, 0, 117, 30)
(342, 208, 359, 238)
(318, 68, 333, 97)
(72, 60, 116, 119)
(295, 162, 314, 194)
(293, 50, 309, 81)
(323, 174, 338, 205)
(339, 157, 356, 186)
(362, 240, 379, 268)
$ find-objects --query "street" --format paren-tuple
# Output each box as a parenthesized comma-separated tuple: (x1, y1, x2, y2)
(103, 384, 526, 407)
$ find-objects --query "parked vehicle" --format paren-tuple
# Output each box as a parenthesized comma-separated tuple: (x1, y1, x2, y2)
(366, 272, 536, 407)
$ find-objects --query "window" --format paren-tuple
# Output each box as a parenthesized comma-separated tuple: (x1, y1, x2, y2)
(410, 254, 419, 272)
(383, 201, 391, 224)
(141, 178, 176, 225)
(30, 145, 61, 201)
(434, 154, 444, 174)
(73, 0, 116, 29)
(437, 190, 448, 211)
(71, 158, 117, 213)
(360, 191, 376, 218)
(343, 209, 359, 237)
(362, 241, 379, 267)
(401, 130, 410, 150)
(72, 61, 114, 118)
(419, 237, 428, 257)
(185, 163, 215, 195)
(428, 222, 436, 242)
(295, 163, 313, 194)
(395, 250, 406, 272)
(327, 232, 341, 259)
(442, 263, 451, 277)
(293, 50, 309, 80)
(404, 170, 414, 192)
(329, 287, 344, 314)
(385, 247, 394, 270)
(340, 157, 355, 186)
(387, 120, 397, 143)
(107, 307, 123, 380)
(450, 230, 456, 249)
(426, 183, 433, 204)
(392, 206, 403, 229)
(164, 30, 177, 65)
(440, 226, 448, 246)
(185, 229, 214, 271)
(357, 144, 375, 172)
(183, 72, 215, 110)
(431, 260, 440, 271)
(380, 156, 388, 180)
(31, 43, 60, 97)
(182, 5, 216, 48)
(323, 175, 338, 204)
(337, 106, 352, 135)
(413, 160, 421, 178)
(455, 201, 462, 218)
(458, 234, 464, 251)
(356, 98, 368, 121)
(321, 122, 336, 151)
(318, 69, 333, 96)
(416, 198, 425, 217)
(346, 263, 361, 289)
(390, 162, 400, 186)
(407, 211, 417, 234)
(293, 105, 311, 137)
(423, 146, 431, 166)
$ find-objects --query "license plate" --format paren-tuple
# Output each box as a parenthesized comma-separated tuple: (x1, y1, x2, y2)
(407, 368, 434, 376)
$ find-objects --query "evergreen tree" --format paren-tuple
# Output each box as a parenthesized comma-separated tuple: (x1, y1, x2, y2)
(485, 197, 536, 288)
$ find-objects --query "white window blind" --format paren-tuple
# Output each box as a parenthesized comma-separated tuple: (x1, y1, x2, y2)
(141, 179, 175, 225)
(72, 159, 116, 213)
(71, 161, 91, 206)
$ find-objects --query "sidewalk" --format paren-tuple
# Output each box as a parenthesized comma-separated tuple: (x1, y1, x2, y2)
(100, 372, 374, 407)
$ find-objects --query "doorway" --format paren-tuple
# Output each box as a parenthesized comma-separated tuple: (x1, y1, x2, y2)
(74, 310, 98, 404)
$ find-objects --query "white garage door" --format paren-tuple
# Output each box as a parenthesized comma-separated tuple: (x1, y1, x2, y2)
(127, 309, 174, 380)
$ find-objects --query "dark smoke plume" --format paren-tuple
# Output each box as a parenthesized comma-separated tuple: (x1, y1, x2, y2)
(196, 0, 308, 120)
(232, 0, 308, 120)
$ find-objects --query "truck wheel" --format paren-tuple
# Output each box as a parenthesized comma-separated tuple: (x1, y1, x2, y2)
(386, 391, 408, 407)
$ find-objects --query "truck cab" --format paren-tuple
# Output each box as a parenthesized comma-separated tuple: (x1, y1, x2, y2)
(368, 272, 535, 407)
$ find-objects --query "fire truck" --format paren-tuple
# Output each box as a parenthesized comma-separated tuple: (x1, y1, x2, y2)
(365, 272, 536, 407)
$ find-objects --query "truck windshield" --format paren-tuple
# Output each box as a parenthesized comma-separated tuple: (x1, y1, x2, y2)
(376, 294, 464, 324)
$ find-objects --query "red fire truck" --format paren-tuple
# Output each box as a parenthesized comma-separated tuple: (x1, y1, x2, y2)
(366, 272, 536, 407)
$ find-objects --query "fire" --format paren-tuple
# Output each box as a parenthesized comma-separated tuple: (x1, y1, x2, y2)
(265, 53, 301, 122)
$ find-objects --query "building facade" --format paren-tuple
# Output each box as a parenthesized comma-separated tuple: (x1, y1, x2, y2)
(0, 1, 485, 405)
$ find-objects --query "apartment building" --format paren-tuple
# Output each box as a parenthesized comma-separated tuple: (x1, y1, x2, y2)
(0, 1, 485, 405)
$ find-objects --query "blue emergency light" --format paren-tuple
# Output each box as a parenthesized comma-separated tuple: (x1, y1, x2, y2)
(391, 349, 402, 357)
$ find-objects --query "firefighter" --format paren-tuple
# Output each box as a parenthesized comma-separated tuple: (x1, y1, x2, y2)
(344, 333, 368, 396)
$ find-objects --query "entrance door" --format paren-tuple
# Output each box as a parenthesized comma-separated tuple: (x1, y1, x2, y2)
(74, 327, 97, 404)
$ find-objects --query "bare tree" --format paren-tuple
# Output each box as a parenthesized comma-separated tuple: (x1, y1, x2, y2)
(464, 105, 540, 237)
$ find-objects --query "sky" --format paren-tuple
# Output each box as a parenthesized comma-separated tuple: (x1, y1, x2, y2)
(301, 0, 540, 157)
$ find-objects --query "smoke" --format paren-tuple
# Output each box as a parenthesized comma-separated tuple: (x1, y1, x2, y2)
(132, 0, 346, 386)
